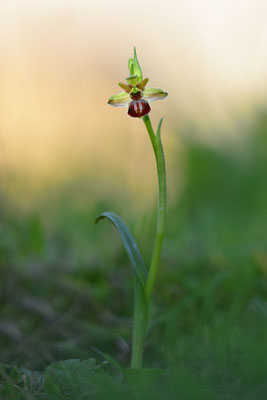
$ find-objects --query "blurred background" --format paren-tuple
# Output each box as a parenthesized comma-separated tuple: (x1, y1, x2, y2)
(0, 0, 267, 395)
(1, 0, 267, 208)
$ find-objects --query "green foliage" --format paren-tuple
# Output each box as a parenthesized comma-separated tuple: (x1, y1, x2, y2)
(0, 110, 267, 398)
(96, 211, 149, 368)
(0, 363, 45, 399)
(45, 358, 96, 399)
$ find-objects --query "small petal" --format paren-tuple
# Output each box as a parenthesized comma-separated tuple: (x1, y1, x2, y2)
(128, 99, 151, 118)
(108, 91, 131, 107)
(118, 82, 132, 93)
(136, 78, 149, 91)
(142, 87, 168, 102)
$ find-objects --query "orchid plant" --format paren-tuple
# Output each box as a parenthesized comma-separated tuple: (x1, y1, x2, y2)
(96, 48, 167, 370)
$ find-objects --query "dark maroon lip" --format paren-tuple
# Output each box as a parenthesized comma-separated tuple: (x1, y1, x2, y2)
(128, 99, 151, 118)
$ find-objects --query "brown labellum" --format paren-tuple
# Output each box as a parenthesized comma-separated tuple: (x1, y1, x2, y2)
(128, 99, 151, 118)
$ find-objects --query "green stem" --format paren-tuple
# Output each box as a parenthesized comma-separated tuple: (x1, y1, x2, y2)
(143, 115, 167, 300)
(130, 280, 147, 369)
(130, 114, 166, 369)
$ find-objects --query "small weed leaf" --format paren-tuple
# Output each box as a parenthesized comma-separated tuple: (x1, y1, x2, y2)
(44, 358, 96, 399)
(0, 364, 45, 398)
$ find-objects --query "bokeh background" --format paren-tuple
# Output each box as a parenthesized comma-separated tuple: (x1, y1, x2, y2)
(0, 0, 267, 397)
(1, 0, 267, 207)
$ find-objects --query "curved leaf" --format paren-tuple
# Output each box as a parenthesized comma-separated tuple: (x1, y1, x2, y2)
(95, 211, 147, 288)
(156, 117, 164, 139)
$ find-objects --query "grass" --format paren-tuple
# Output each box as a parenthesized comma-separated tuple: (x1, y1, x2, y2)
(0, 110, 266, 398)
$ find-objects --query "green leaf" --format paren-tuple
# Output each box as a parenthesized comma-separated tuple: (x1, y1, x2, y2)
(156, 117, 164, 139)
(95, 212, 147, 288)
(96, 212, 150, 354)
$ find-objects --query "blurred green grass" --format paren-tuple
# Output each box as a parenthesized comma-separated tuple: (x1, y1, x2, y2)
(0, 110, 267, 398)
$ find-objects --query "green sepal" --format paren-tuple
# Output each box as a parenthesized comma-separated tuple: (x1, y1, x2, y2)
(142, 87, 168, 102)
(128, 47, 143, 84)
(108, 91, 130, 107)
(128, 58, 134, 76)
(133, 47, 143, 83)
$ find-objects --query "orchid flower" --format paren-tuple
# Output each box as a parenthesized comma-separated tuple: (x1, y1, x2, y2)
(108, 48, 168, 118)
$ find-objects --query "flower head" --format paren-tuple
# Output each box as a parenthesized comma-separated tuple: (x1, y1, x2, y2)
(108, 48, 168, 118)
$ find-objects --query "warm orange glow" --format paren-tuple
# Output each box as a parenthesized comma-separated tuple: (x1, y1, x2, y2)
(0, 0, 266, 206)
